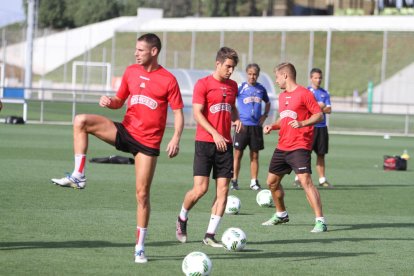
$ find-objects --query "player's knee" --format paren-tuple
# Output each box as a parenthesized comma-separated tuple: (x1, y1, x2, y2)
(136, 190, 149, 205)
(73, 114, 88, 129)
(193, 185, 208, 198)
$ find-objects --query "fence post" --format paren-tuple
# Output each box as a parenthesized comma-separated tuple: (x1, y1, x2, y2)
(367, 81, 374, 113)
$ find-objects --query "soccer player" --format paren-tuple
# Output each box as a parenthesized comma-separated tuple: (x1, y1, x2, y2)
(294, 68, 333, 188)
(262, 62, 328, 233)
(231, 63, 271, 191)
(51, 33, 184, 263)
(176, 47, 242, 247)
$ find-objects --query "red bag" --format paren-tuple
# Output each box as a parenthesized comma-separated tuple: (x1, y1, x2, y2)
(383, 156, 407, 171)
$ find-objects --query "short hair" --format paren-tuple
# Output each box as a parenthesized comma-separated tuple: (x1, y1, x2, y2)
(275, 62, 296, 80)
(246, 63, 260, 74)
(137, 33, 162, 53)
(216, 47, 239, 65)
(310, 67, 322, 77)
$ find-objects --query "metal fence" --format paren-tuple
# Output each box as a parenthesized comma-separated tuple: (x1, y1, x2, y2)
(1, 26, 414, 99)
(1, 86, 413, 136)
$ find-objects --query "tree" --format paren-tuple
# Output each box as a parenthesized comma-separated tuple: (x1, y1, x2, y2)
(37, 0, 74, 28)
(66, 0, 121, 27)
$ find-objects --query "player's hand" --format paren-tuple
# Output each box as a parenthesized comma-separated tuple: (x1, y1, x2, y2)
(166, 140, 180, 158)
(288, 120, 302, 128)
(99, 96, 112, 108)
(212, 132, 229, 152)
(263, 125, 272, 134)
(233, 119, 242, 133)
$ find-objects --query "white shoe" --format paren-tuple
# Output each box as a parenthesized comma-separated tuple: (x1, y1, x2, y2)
(134, 249, 148, 263)
(51, 174, 86, 189)
(249, 180, 262, 191)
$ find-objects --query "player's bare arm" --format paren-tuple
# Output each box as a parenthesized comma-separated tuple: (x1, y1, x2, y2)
(259, 102, 271, 126)
(99, 95, 125, 109)
(193, 103, 228, 152)
(264, 117, 281, 134)
(231, 105, 242, 133)
(166, 108, 184, 158)
(288, 112, 323, 128)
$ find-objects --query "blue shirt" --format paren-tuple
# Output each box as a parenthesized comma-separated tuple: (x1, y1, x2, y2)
(308, 86, 331, 128)
(237, 82, 269, 126)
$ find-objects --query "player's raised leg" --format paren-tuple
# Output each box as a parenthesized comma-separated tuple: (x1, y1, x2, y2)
(51, 114, 117, 189)
(262, 172, 290, 225)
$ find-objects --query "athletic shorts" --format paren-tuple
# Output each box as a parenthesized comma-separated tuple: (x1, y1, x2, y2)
(233, 125, 264, 151)
(193, 141, 233, 179)
(268, 148, 312, 175)
(312, 126, 329, 155)
(114, 122, 160, 157)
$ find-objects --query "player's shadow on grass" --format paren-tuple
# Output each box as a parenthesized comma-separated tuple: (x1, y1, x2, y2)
(286, 184, 412, 191)
(250, 236, 413, 246)
(329, 222, 414, 232)
(0, 240, 131, 250)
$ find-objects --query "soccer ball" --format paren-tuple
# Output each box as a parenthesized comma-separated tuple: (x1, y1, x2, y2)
(221, 227, 247, 251)
(256, 189, 274, 207)
(182, 251, 212, 276)
(225, 195, 241, 214)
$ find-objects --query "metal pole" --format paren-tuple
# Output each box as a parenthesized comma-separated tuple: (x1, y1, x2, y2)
(220, 31, 224, 48)
(308, 31, 314, 84)
(190, 31, 196, 69)
(162, 31, 167, 66)
(248, 31, 253, 63)
(280, 31, 286, 62)
(380, 31, 388, 113)
(324, 29, 332, 91)
(111, 32, 116, 78)
(24, 0, 36, 122)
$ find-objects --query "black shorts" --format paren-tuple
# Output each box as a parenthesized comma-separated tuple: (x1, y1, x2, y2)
(233, 125, 264, 151)
(312, 126, 329, 155)
(193, 141, 233, 179)
(268, 148, 312, 175)
(114, 122, 160, 157)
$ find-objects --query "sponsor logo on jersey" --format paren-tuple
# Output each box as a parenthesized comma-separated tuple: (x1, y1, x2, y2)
(243, 96, 262, 104)
(280, 110, 297, 120)
(131, 95, 158, 109)
(210, 103, 232, 114)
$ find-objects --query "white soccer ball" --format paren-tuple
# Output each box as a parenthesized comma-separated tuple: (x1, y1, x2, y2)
(221, 227, 247, 251)
(256, 189, 274, 207)
(182, 251, 212, 276)
(225, 195, 241, 214)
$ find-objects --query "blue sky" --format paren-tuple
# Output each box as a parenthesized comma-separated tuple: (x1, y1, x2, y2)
(0, 0, 25, 27)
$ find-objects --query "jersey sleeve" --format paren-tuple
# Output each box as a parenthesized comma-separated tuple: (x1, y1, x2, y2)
(192, 79, 207, 105)
(304, 89, 322, 114)
(167, 77, 184, 110)
(262, 85, 269, 103)
(116, 68, 131, 101)
(325, 90, 332, 107)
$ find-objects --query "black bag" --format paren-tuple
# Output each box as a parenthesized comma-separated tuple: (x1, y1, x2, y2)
(383, 156, 407, 171)
(5, 116, 25, 124)
(89, 155, 135, 165)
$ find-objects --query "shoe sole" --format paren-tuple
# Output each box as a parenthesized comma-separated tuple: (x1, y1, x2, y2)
(202, 239, 223, 248)
(262, 218, 289, 226)
(134, 258, 148, 263)
(51, 180, 85, 189)
(176, 234, 187, 243)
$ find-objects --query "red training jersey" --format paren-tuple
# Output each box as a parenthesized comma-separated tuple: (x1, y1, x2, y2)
(277, 85, 321, 151)
(116, 64, 184, 149)
(193, 75, 238, 143)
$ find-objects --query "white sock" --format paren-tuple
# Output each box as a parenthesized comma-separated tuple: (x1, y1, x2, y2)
(319, 177, 327, 184)
(179, 205, 188, 221)
(316, 217, 325, 224)
(250, 179, 257, 186)
(72, 154, 86, 178)
(276, 211, 288, 218)
(135, 227, 147, 252)
(206, 214, 221, 235)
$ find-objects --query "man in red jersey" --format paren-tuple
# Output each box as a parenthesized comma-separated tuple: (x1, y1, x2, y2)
(51, 33, 184, 263)
(262, 62, 328, 233)
(176, 47, 242, 247)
